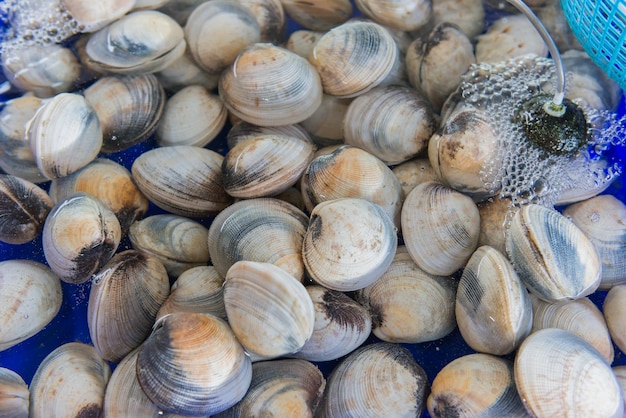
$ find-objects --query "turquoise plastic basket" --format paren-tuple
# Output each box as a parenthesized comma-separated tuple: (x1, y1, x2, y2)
(562, 0, 626, 90)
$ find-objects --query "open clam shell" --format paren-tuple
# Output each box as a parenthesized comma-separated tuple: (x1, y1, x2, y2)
(0, 367, 29, 418)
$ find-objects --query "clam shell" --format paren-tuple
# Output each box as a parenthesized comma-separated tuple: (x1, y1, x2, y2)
(530, 293, 614, 364)
(392, 158, 439, 197)
(514, 328, 623, 418)
(401, 181, 481, 276)
(563, 194, 626, 289)
(83, 73, 166, 153)
(155, 48, 220, 92)
(43, 193, 122, 284)
(293, 285, 372, 362)
(0, 367, 29, 418)
(456, 245, 532, 355)
(506, 203, 601, 302)
(222, 134, 315, 199)
(302, 198, 398, 292)
(223, 261, 315, 360)
(29, 342, 111, 418)
(0, 260, 62, 352)
(214, 359, 325, 417)
(476, 195, 516, 255)
(156, 85, 227, 148)
(185, 1, 261, 75)
(343, 85, 437, 165)
(48, 158, 149, 234)
(136, 313, 252, 416)
(613, 365, 626, 415)
(0, 174, 53, 244)
(431, 0, 485, 38)
(281, 0, 352, 31)
(475, 15, 548, 63)
(318, 342, 429, 417)
(61, 0, 135, 32)
(356, 247, 457, 343)
(603, 284, 626, 355)
(226, 121, 312, 149)
(286, 30, 325, 59)
(219, 43, 323, 126)
(427, 353, 528, 418)
(235, 0, 286, 44)
(132, 145, 233, 218)
(208, 198, 309, 281)
(300, 93, 351, 146)
(355, 0, 431, 31)
(27, 92, 103, 180)
(88, 250, 170, 362)
(129, 214, 210, 278)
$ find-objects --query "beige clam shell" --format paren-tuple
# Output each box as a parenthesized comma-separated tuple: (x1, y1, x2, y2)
(226, 121, 312, 149)
(235, 0, 286, 44)
(281, 0, 353, 31)
(355, 0, 431, 31)
(0, 367, 29, 418)
(61, 0, 135, 33)
(603, 284, 626, 355)
(391, 158, 439, 197)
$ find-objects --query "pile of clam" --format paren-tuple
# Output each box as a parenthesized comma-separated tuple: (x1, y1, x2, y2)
(1, 0, 626, 416)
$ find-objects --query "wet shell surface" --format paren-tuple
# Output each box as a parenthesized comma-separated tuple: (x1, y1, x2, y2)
(128, 214, 210, 278)
(223, 261, 315, 360)
(27, 92, 103, 180)
(300, 93, 351, 146)
(222, 134, 315, 199)
(132, 145, 233, 218)
(0, 367, 29, 418)
(29, 342, 111, 418)
(476, 196, 516, 255)
(226, 120, 312, 149)
(392, 158, 438, 197)
(286, 30, 325, 59)
(302, 198, 398, 292)
(136, 312, 252, 416)
(219, 43, 323, 126)
(155, 48, 220, 92)
(61, 0, 135, 33)
(235, 0, 286, 44)
(0, 174, 53, 244)
(293, 285, 372, 362)
(281, 0, 353, 31)
(83, 73, 165, 153)
(603, 284, 626, 355)
(342, 85, 437, 165)
(42, 193, 122, 284)
(514, 328, 623, 418)
(88, 250, 170, 363)
(0, 260, 62, 352)
(214, 359, 325, 417)
(318, 342, 429, 418)
(356, 247, 458, 343)
(401, 181, 481, 276)
(207, 197, 309, 281)
(506, 203, 602, 302)
(355, 0, 431, 31)
(427, 353, 528, 418)
(475, 15, 548, 63)
(456, 245, 532, 356)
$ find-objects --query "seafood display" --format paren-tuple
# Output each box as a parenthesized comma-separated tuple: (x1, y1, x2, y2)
(0, 0, 625, 417)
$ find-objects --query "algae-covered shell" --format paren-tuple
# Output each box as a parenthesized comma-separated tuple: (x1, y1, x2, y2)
(0, 367, 29, 418)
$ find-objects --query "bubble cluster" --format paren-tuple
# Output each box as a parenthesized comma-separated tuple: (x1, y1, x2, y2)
(457, 55, 626, 207)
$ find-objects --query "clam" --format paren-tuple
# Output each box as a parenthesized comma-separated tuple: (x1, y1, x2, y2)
(214, 359, 325, 417)
(133, 0, 171, 9)
(392, 158, 439, 197)
(222, 134, 315, 199)
(0, 174, 53, 245)
(430, 0, 485, 38)
(281, 0, 353, 31)
(476, 195, 516, 255)
(48, 158, 149, 234)
(61, 0, 135, 32)
(302, 198, 398, 292)
(223, 261, 315, 360)
(43, 193, 122, 284)
(129, 214, 210, 278)
(88, 250, 170, 363)
(184, 1, 261, 75)
(156, 84, 227, 148)
(603, 284, 626, 355)
(286, 30, 325, 59)
(318, 342, 429, 417)
(1, 44, 80, 97)
(300, 145, 404, 227)
(401, 181, 481, 276)
(530, 293, 614, 364)
(156, 265, 226, 321)
(455, 245, 532, 355)
(29, 342, 111, 418)
(506, 203, 601, 302)
(300, 93, 351, 146)
(136, 312, 252, 416)
(157, 0, 205, 26)
(613, 366, 626, 414)
(155, 48, 220, 92)
(226, 121, 312, 149)
(85, 10, 186, 74)
(131, 145, 233, 218)
(536, 1, 583, 53)
(309, 21, 405, 98)
(475, 14, 548, 63)
(0, 260, 62, 352)
(514, 328, 623, 418)
(83, 73, 166, 153)
(293, 285, 372, 362)
(27, 92, 103, 180)
(234, 0, 286, 44)
(207, 198, 309, 281)
(427, 353, 528, 418)
(219, 43, 323, 126)
(0, 94, 45, 183)
(354, 0, 431, 31)
(356, 246, 458, 343)
(342, 85, 437, 165)
(0, 368, 29, 418)
(563, 194, 626, 289)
